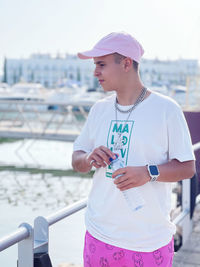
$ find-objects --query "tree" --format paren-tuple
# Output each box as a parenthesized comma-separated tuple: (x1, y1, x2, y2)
(77, 67, 81, 82)
(3, 57, 7, 83)
(30, 71, 35, 82)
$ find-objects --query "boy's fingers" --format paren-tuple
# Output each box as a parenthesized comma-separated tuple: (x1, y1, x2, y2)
(100, 146, 116, 159)
(112, 168, 126, 178)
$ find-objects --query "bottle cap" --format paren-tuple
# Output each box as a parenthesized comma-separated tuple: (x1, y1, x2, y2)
(109, 153, 118, 162)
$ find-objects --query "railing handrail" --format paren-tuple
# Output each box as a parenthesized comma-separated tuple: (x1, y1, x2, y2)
(0, 198, 87, 252)
(46, 197, 87, 226)
(0, 99, 94, 107)
(193, 142, 200, 151)
(171, 141, 199, 227)
(0, 223, 31, 252)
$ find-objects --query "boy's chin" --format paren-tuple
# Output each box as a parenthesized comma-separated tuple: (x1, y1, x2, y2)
(102, 86, 114, 92)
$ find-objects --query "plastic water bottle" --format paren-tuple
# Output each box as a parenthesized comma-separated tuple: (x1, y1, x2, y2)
(109, 155, 145, 212)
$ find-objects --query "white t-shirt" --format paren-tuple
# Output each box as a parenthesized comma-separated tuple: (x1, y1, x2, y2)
(73, 91, 195, 252)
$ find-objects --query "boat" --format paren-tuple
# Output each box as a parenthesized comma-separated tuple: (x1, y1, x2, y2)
(0, 82, 48, 101)
(0, 82, 50, 111)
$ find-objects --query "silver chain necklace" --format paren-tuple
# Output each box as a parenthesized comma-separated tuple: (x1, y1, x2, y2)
(113, 87, 147, 151)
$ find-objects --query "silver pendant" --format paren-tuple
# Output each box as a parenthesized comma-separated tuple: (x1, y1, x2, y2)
(113, 133, 123, 150)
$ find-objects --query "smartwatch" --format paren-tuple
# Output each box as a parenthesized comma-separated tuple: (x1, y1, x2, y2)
(147, 165, 160, 182)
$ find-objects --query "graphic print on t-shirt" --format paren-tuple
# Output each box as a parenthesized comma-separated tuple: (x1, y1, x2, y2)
(106, 120, 134, 178)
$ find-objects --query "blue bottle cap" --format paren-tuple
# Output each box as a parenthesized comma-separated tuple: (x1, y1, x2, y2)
(109, 153, 118, 162)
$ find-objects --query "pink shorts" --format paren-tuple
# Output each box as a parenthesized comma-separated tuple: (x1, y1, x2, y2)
(83, 231, 174, 267)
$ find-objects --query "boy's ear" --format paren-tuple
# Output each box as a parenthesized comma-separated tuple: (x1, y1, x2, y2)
(124, 58, 132, 70)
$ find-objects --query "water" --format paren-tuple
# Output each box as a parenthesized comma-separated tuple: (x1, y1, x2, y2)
(0, 139, 92, 266)
(0, 139, 74, 169)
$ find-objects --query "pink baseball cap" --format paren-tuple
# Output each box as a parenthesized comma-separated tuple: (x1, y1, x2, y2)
(77, 32, 144, 63)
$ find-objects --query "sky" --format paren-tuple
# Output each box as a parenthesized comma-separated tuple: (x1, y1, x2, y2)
(1, 0, 200, 75)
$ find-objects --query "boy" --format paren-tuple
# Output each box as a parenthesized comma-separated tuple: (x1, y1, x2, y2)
(72, 32, 195, 266)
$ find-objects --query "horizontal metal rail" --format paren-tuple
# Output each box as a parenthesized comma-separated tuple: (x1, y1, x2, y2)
(193, 141, 200, 151)
(172, 208, 190, 225)
(46, 197, 87, 226)
(0, 99, 91, 142)
(0, 99, 94, 107)
(0, 223, 31, 252)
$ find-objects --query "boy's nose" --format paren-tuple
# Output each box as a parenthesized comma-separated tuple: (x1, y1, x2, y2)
(94, 68, 100, 77)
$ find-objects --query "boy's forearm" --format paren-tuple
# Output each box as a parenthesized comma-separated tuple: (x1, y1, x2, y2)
(157, 159, 196, 182)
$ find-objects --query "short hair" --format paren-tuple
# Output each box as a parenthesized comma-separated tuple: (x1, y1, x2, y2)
(113, 53, 139, 72)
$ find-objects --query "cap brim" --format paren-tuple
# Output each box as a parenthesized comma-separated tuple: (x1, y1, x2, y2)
(77, 48, 113, 59)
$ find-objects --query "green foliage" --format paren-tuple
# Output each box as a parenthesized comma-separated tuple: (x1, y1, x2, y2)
(0, 165, 94, 178)
(0, 138, 18, 144)
(3, 57, 7, 83)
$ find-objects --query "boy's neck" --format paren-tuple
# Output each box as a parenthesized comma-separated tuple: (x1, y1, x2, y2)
(116, 81, 148, 106)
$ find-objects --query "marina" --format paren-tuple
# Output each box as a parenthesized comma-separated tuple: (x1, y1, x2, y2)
(0, 81, 199, 143)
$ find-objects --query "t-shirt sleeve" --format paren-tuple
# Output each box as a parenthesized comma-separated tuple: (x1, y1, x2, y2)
(73, 105, 95, 153)
(167, 104, 195, 162)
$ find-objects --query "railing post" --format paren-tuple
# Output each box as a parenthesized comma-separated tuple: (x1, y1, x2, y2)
(18, 223, 34, 267)
(182, 179, 193, 244)
(34, 216, 52, 267)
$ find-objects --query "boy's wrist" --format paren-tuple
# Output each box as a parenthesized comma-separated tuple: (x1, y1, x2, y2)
(85, 153, 93, 169)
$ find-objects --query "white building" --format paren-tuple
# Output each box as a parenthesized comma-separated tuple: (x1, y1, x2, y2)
(3, 54, 199, 88)
(4, 54, 98, 89)
(140, 58, 199, 86)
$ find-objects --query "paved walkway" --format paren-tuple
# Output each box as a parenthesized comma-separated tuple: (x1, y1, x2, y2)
(59, 202, 200, 267)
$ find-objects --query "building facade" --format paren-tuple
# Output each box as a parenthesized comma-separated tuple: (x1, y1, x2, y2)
(140, 58, 199, 87)
(3, 54, 199, 89)
(4, 54, 98, 89)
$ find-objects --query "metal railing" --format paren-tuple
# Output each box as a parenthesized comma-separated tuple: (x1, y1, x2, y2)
(0, 198, 87, 266)
(0, 99, 92, 141)
(173, 142, 200, 246)
(0, 143, 199, 266)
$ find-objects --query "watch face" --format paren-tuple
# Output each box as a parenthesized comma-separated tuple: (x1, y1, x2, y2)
(149, 165, 159, 175)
